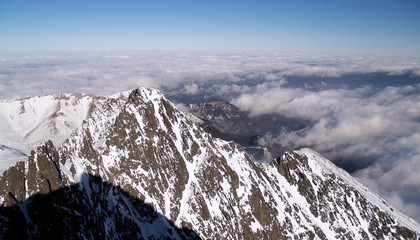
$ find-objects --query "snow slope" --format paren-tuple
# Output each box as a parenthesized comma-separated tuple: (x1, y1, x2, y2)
(298, 148, 420, 233)
(0, 92, 129, 173)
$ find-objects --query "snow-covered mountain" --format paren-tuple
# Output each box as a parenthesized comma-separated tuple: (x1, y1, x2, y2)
(0, 92, 129, 173)
(0, 87, 419, 239)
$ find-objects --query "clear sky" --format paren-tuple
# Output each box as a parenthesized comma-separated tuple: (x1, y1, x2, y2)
(1, 0, 419, 54)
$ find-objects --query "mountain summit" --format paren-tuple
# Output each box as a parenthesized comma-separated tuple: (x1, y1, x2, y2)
(0, 87, 419, 239)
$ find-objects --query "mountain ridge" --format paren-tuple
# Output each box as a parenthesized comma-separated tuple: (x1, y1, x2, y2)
(0, 87, 419, 239)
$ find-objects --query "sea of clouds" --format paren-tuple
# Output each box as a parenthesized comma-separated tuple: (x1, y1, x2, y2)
(1, 51, 419, 221)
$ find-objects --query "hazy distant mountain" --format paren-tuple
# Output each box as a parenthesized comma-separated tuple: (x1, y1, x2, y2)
(177, 101, 310, 161)
(0, 88, 419, 239)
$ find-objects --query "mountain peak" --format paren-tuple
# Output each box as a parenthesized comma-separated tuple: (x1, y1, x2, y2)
(127, 87, 165, 105)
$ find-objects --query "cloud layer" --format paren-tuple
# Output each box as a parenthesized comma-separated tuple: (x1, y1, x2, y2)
(1, 51, 420, 222)
(1, 52, 419, 100)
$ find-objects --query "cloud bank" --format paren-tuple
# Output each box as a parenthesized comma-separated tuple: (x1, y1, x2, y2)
(1, 51, 419, 100)
(1, 51, 420, 222)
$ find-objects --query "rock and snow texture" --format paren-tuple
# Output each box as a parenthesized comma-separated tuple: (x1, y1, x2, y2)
(271, 149, 420, 239)
(0, 87, 419, 239)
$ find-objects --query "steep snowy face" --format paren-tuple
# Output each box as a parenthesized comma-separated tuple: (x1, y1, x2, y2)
(0, 87, 419, 239)
(0, 93, 107, 173)
(270, 149, 420, 239)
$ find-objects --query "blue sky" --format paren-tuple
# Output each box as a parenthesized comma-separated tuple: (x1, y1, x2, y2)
(1, 0, 419, 54)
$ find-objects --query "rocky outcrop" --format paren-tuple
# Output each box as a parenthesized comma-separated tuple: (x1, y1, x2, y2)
(0, 141, 61, 206)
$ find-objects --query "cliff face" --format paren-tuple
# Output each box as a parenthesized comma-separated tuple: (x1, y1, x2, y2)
(0, 87, 419, 239)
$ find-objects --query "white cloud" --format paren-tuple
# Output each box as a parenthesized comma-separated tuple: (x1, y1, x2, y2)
(184, 83, 199, 95)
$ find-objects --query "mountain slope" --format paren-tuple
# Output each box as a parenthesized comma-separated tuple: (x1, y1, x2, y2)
(271, 149, 420, 239)
(0, 87, 419, 239)
(0, 93, 104, 172)
(0, 92, 131, 174)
